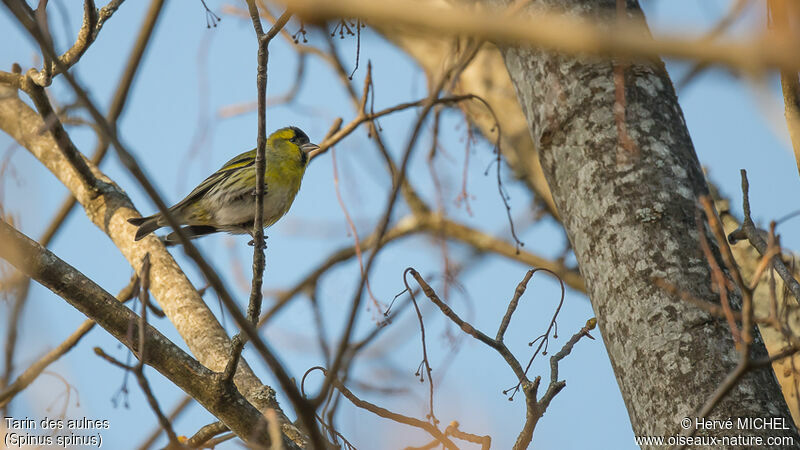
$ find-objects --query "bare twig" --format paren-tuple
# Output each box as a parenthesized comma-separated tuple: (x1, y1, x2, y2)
(3, 0, 126, 87)
(36, 0, 166, 247)
(669, 193, 768, 450)
(5, 6, 309, 445)
(25, 84, 99, 191)
(445, 421, 491, 450)
(696, 207, 741, 344)
(303, 367, 458, 450)
(403, 268, 593, 450)
(402, 269, 439, 426)
(131, 253, 181, 446)
(309, 94, 480, 161)
(676, 0, 750, 90)
(728, 170, 800, 304)
(138, 395, 194, 450)
(278, 0, 800, 72)
(497, 270, 535, 341)
(222, 3, 293, 386)
(185, 421, 228, 448)
(220, 4, 324, 448)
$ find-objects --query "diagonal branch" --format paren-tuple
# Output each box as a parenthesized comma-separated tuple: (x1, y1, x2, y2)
(0, 275, 138, 408)
(279, 0, 800, 72)
(2, 0, 126, 87)
(0, 218, 286, 448)
(404, 268, 595, 450)
(728, 170, 800, 304)
(0, 82, 303, 446)
(303, 367, 459, 450)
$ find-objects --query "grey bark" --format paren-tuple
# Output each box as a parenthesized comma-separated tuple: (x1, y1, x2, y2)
(488, 0, 800, 446)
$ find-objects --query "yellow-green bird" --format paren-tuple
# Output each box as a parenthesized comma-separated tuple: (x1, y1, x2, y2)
(128, 126, 318, 243)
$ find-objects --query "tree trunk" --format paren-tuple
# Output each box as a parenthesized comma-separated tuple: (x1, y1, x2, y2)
(488, 0, 799, 444)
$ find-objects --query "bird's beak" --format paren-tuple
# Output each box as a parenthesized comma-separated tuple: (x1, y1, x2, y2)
(300, 142, 320, 154)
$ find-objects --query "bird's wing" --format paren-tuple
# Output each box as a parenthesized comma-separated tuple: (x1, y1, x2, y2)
(170, 149, 257, 212)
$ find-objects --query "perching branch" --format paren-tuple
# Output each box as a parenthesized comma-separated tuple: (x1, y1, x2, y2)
(0, 70, 304, 447)
(222, 2, 292, 384)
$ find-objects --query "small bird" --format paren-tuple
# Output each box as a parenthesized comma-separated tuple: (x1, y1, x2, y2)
(128, 126, 318, 244)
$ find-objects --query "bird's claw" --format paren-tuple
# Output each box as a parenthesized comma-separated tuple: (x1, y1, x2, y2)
(250, 184, 268, 196)
(247, 235, 268, 248)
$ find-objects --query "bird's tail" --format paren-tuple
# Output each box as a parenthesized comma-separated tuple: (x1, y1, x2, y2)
(164, 225, 219, 244)
(128, 215, 162, 241)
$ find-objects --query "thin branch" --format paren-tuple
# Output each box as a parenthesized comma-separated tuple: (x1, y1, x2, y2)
(5, 8, 307, 445)
(35, 0, 166, 248)
(406, 267, 526, 382)
(0, 275, 29, 416)
(321, 34, 427, 219)
(130, 253, 180, 446)
(701, 192, 756, 346)
(138, 395, 194, 450)
(95, 342, 180, 446)
(25, 84, 99, 190)
(308, 94, 479, 161)
(445, 421, 491, 450)
(402, 269, 439, 426)
(542, 318, 596, 409)
(279, 0, 800, 72)
(0, 218, 277, 448)
(497, 270, 534, 341)
(403, 268, 594, 450)
(223, 3, 293, 387)
(329, 71, 382, 313)
(670, 192, 770, 450)
(3, 0, 126, 87)
(185, 421, 228, 448)
(696, 206, 741, 344)
(221, 4, 323, 448)
(304, 367, 458, 450)
(728, 170, 800, 304)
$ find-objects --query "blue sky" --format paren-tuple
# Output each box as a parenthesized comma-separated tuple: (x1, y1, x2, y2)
(1, 1, 798, 449)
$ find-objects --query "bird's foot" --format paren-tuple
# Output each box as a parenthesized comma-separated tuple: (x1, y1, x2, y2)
(247, 235, 268, 248)
(250, 184, 268, 196)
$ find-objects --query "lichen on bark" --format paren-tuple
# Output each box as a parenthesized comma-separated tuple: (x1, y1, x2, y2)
(488, 0, 799, 445)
